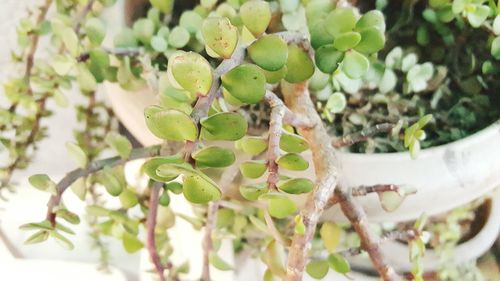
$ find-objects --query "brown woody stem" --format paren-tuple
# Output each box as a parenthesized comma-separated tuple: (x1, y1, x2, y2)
(332, 123, 395, 148)
(146, 181, 165, 281)
(201, 202, 219, 281)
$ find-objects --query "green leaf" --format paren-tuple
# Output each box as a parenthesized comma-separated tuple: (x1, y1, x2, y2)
(28, 174, 57, 195)
(119, 187, 139, 208)
(86, 205, 110, 217)
(122, 232, 144, 253)
(355, 27, 385, 54)
(309, 20, 335, 49)
(277, 178, 314, 194)
(379, 68, 397, 94)
(493, 15, 500, 35)
(168, 51, 213, 96)
(76, 63, 97, 92)
(248, 35, 288, 71)
(239, 183, 269, 201)
(327, 254, 350, 274)
(280, 131, 309, 153)
(192, 146, 235, 168)
(261, 66, 288, 84)
(325, 8, 357, 37)
(285, 45, 315, 83)
(249, 215, 269, 233)
(88, 49, 110, 82)
(202, 17, 238, 59)
(142, 155, 184, 182)
(306, 260, 329, 279)
(294, 215, 305, 235)
(320, 222, 343, 253)
(333, 31, 361, 51)
(209, 253, 233, 270)
(355, 10, 385, 32)
(70, 178, 86, 201)
(491, 36, 500, 59)
(183, 174, 222, 204)
(378, 190, 405, 212)
(200, 112, 248, 141)
(24, 230, 49, 245)
(96, 168, 123, 197)
(222, 64, 266, 104)
(239, 160, 267, 179)
(150, 35, 168, 52)
(342, 50, 369, 79)
(216, 208, 235, 228)
(325, 92, 347, 113)
(114, 28, 138, 48)
(315, 45, 344, 74)
(65, 142, 88, 168)
(149, 0, 174, 14)
(466, 5, 490, 28)
(157, 163, 197, 179)
(144, 106, 198, 141)
(276, 153, 309, 171)
(157, 206, 176, 229)
(85, 17, 106, 46)
(51, 54, 76, 76)
(166, 181, 183, 194)
(51, 231, 74, 250)
(235, 136, 268, 155)
(20, 221, 53, 231)
(168, 26, 190, 48)
(262, 240, 286, 277)
(240, 0, 272, 36)
(261, 193, 297, 219)
(56, 209, 80, 225)
(180, 11, 203, 34)
(105, 132, 132, 159)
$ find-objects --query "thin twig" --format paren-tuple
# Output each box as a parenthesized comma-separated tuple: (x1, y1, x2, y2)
(332, 123, 395, 148)
(45, 145, 162, 226)
(77, 47, 144, 62)
(146, 181, 165, 281)
(326, 184, 406, 208)
(263, 210, 288, 246)
(201, 202, 219, 281)
(264, 91, 285, 191)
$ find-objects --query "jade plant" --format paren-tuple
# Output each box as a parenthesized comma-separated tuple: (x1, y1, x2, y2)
(1, 0, 498, 281)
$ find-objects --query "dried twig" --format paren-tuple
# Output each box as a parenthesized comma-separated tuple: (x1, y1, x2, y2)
(332, 123, 395, 148)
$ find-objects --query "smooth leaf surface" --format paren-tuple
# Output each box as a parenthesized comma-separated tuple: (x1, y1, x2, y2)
(285, 45, 315, 83)
(144, 106, 198, 141)
(183, 174, 222, 204)
(201, 112, 248, 141)
(240, 183, 269, 201)
(222, 64, 266, 104)
(202, 17, 238, 59)
(192, 146, 235, 168)
(276, 153, 309, 171)
(248, 35, 288, 71)
(240, 0, 272, 36)
(277, 178, 314, 194)
(239, 160, 267, 179)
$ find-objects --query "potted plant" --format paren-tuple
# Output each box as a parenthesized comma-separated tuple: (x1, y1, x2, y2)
(1, 0, 499, 281)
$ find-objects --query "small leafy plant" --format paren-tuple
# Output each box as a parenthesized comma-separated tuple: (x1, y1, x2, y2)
(1, 0, 497, 281)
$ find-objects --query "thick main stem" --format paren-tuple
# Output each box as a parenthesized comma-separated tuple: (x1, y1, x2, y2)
(146, 182, 165, 281)
(281, 82, 339, 281)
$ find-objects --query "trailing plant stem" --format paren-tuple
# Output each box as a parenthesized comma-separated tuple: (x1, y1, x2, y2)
(146, 181, 165, 281)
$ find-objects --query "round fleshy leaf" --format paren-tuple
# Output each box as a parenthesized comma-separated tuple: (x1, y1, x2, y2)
(156, 163, 197, 180)
(261, 193, 297, 219)
(328, 254, 350, 274)
(333, 31, 361, 51)
(151, 36, 168, 52)
(285, 45, 315, 83)
(142, 155, 184, 182)
(261, 66, 288, 84)
(240, 0, 271, 37)
(354, 27, 385, 54)
(493, 15, 500, 35)
(280, 131, 309, 153)
(379, 68, 397, 94)
(221, 64, 266, 104)
(491, 37, 500, 59)
(309, 70, 330, 91)
(168, 51, 213, 96)
(315, 44, 344, 73)
(239, 160, 267, 179)
(168, 26, 190, 48)
(325, 92, 346, 113)
(159, 191, 171, 206)
(133, 18, 155, 45)
(248, 35, 288, 71)
(467, 5, 490, 28)
(355, 10, 386, 32)
(276, 153, 309, 171)
(309, 20, 335, 49)
(183, 174, 222, 204)
(180, 11, 203, 34)
(320, 222, 342, 253)
(200, 112, 248, 141)
(29, 174, 57, 195)
(325, 8, 358, 37)
(235, 136, 268, 155)
(85, 17, 106, 46)
(150, 0, 174, 13)
(306, 260, 329, 279)
(277, 178, 314, 194)
(378, 191, 405, 212)
(114, 28, 138, 48)
(144, 106, 198, 141)
(202, 17, 238, 59)
(239, 183, 269, 201)
(192, 146, 235, 168)
(166, 182, 183, 194)
(120, 188, 139, 208)
(342, 50, 369, 79)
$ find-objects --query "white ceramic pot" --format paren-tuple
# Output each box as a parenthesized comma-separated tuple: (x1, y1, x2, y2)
(104, 83, 500, 223)
(348, 191, 500, 273)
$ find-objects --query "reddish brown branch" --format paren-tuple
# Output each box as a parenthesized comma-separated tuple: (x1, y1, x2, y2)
(332, 123, 395, 148)
(327, 184, 406, 208)
(146, 182, 165, 281)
